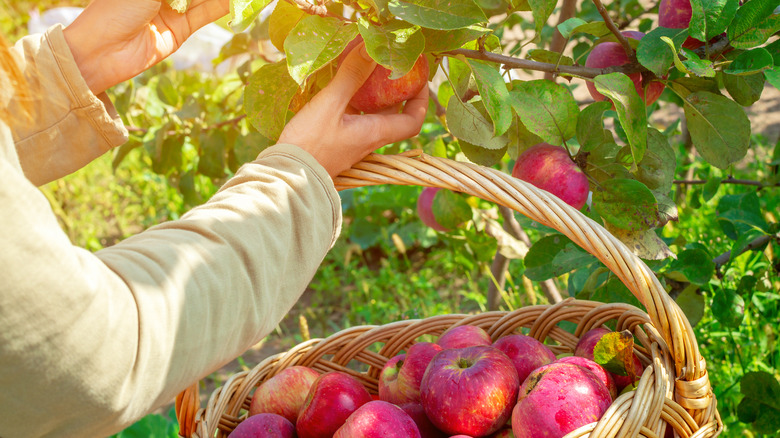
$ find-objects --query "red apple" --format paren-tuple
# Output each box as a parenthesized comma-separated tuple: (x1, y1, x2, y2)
(397, 342, 444, 404)
(334, 400, 421, 438)
(658, 0, 704, 49)
(511, 143, 589, 210)
(399, 402, 448, 438)
(296, 371, 373, 438)
(417, 187, 449, 232)
(574, 328, 645, 392)
(379, 353, 407, 405)
(248, 365, 319, 424)
(585, 32, 665, 105)
(511, 362, 613, 438)
(421, 346, 519, 436)
(555, 355, 618, 400)
(436, 325, 492, 350)
(492, 334, 557, 384)
(340, 37, 429, 113)
(228, 413, 296, 438)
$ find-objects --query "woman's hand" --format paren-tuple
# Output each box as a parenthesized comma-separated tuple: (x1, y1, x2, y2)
(278, 44, 429, 179)
(63, 0, 229, 95)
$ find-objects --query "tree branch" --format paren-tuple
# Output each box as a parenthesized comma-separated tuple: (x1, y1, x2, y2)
(673, 177, 780, 190)
(545, 0, 578, 81)
(591, 0, 635, 60)
(714, 233, 779, 269)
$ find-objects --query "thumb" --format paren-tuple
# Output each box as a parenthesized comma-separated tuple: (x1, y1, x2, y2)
(320, 42, 377, 110)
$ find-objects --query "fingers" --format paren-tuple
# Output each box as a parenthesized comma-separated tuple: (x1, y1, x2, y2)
(379, 85, 429, 143)
(315, 43, 377, 111)
(184, 0, 230, 32)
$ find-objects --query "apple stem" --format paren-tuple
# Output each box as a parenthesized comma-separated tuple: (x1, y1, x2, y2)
(590, 0, 636, 61)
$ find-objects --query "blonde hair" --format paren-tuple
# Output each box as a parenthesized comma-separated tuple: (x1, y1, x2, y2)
(0, 32, 31, 124)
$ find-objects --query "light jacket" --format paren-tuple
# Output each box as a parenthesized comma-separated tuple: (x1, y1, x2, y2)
(0, 24, 342, 438)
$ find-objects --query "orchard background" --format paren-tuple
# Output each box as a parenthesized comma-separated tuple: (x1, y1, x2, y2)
(3, 0, 780, 436)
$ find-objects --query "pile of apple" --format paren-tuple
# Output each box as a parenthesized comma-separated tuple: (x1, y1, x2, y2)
(228, 326, 645, 438)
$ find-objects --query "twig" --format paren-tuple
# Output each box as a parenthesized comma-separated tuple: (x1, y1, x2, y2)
(428, 85, 446, 118)
(591, 0, 635, 60)
(714, 233, 778, 269)
(673, 177, 780, 190)
(286, 0, 349, 21)
(545, 0, 578, 81)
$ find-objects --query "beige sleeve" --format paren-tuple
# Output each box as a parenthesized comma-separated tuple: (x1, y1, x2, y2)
(0, 138, 342, 437)
(8, 24, 128, 186)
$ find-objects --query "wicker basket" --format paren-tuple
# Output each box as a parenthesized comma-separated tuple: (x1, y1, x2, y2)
(175, 151, 722, 438)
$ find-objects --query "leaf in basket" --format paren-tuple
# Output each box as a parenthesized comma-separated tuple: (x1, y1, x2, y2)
(592, 179, 659, 232)
(593, 330, 636, 378)
(604, 224, 674, 261)
(432, 189, 473, 231)
(737, 371, 780, 434)
(524, 234, 598, 281)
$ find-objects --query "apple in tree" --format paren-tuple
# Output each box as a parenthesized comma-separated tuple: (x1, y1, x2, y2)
(379, 353, 407, 405)
(511, 143, 589, 210)
(397, 342, 444, 404)
(421, 346, 519, 436)
(399, 402, 448, 438)
(511, 362, 613, 438)
(296, 371, 372, 438)
(436, 325, 492, 350)
(555, 355, 617, 400)
(228, 413, 295, 438)
(658, 0, 704, 49)
(584, 31, 665, 105)
(340, 36, 429, 113)
(492, 334, 556, 384)
(417, 187, 450, 232)
(248, 365, 319, 424)
(334, 400, 422, 438)
(574, 327, 645, 391)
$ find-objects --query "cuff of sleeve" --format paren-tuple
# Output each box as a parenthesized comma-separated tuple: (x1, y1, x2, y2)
(256, 143, 343, 248)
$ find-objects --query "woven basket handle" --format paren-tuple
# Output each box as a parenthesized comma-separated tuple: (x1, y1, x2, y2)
(334, 151, 709, 400)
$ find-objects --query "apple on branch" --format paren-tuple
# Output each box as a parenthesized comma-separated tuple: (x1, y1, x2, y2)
(511, 143, 590, 210)
(658, 0, 704, 49)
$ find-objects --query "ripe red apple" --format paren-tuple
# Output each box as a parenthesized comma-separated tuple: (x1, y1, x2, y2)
(417, 187, 450, 232)
(658, 0, 704, 49)
(492, 334, 557, 384)
(399, 402, 448, 438)
(228, 413, 296, 438)
(248, 365, 319, 424)
(436, 325, 492, 350)
(296, 371, 373, 438)
(574, 327, 645, 391)
(555, 355, 618, 400)
(379, 353, 407, 404)
(511, 362, 613, 438)
(334, 400, 422, 438)
(585, 31, 665, 105)
(397, 342, 444, 404)
(340, 36, 429, 113)
(511, 143, 589, 210)
(421, 346, 520, 436)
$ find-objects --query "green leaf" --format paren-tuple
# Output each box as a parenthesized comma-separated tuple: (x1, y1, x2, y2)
(669, 248, 715, 285)
(688, 0, 739, 41)
(730, 228, 767, 263)
(232, 131, 273, 169)
(528, 0, 557, 37)
(727, 0, 780, 49)
(725, 48, 775, 75)
(144, 125, 182, 176)
(359, 19, 425, 79)
(557, 17, 587, 39)
(576, 101, 613, 151)
(675, 286, 705, 326)
(285, 17, 358, 85)
(738, 372, 780, 434)
(229, 0, 274, 32)
(593, 179, 659, 231)
(605, 224, 675, 260)
(268, 0, 305, 52)
(712, 288, 745, 328)
(244, 61, 300, 141)
(654, 192, 680, 225)
(636, 128, 676, 194)
(446, 95, 509, 149)
(723, 71, 766, 106)
(422, 25, 491, 52)
(458, 140, 507, 166)
(593, 330, 636, 378)
(683, 91, 751, 170)
(198, 130, 226, 178)
(166, 0, 191, 13)
(527, 49, 574, 66)
(680, 49, 717, 78)
(465, 59, 512, 136)
(388, 0, 487, 30)
(702, 177, 722, 202)
(524, 234, 598, 281)
(669, 77, 720, 98)
(155, 74, 180, 107)
(593, 73, 647, 167)
(506, 115, 544, 159)
(509, 80, 579, 146)
(432, 189, 473, 230)
(717, 192, 769, 239)
(766, 67, 780, 89)
(636, 27, 689, 77)
(590, 276, 645, 310)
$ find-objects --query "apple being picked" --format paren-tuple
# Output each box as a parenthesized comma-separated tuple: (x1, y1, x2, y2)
(511, 143, 589, 210)
(556, 355, 617, 400)
(296, 371, 372, 438)
(248, 365, 319, 424)
(399, 402, 447, 438)
(334, 400, 421, 438)
(574, 327, 645, 391)
(228, 413, 295, 438)
(341, 36, 429, 113)
(492, 334, 556, 383)
(511, 362, 613, 438)
(436, 325, 492, 350)
(584, 31, 665, 105)
(421, 346, 519, 436)
(379, 353, 407, 405)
